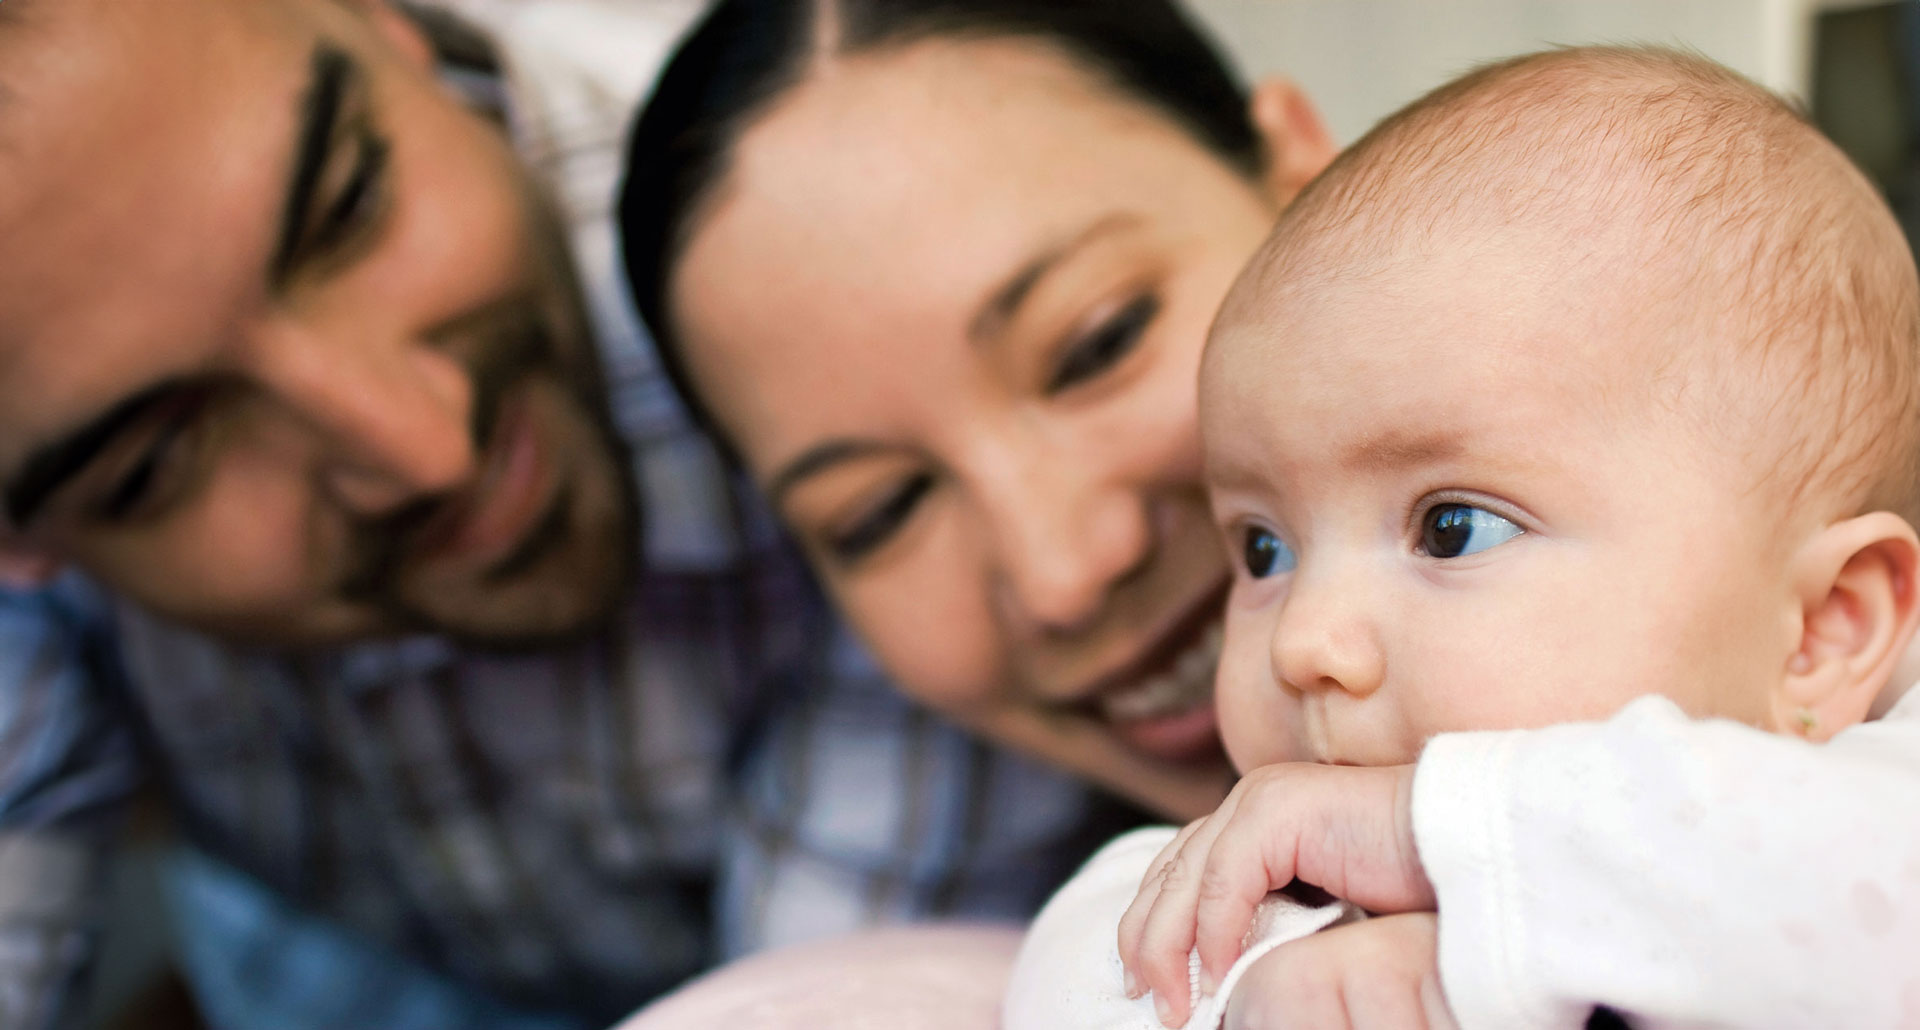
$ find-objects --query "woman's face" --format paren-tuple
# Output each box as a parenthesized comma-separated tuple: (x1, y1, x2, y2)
(672, 38, 1332, 818)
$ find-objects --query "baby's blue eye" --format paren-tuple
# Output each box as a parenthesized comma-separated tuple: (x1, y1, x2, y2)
(1422, 504, 1522, 558)
(1242, 527, 1297, 578)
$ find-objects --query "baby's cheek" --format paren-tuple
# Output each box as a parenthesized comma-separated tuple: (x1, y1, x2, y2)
(1213, 603, 1274, 764)
(1432, 592, 1647, 729)
(1216, 653, 1294, 771)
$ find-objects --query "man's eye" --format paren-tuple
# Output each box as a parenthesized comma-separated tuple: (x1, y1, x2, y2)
(303, 132, 390, 268)
(93, 406, 207, 524)
(825, 473, 935, 563)
(1420, 503, 1522, 559)
(1046, 294, 1158, 394)
(1242, 526, 1296, 578)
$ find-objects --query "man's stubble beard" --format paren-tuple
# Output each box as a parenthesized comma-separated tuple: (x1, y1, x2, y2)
(336, 300, 643, 652)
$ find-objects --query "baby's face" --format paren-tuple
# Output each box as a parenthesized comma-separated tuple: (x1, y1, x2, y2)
(1201, 242, 1795, 771)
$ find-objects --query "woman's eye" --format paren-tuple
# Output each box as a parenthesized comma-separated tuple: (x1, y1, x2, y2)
(825, 473, 935, 563)
(1242, 526, 1297, 579)
(1421, 503, 1522, 559)
(1046, 294, 1158, 394)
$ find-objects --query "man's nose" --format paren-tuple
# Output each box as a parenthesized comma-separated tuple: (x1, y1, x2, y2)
(1268, 563, 1385, 698)
(987, 456, 1152, 636)
(247, 318, 478, 515)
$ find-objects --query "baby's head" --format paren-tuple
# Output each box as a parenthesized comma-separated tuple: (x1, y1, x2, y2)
(1203, 46, 1920, 771)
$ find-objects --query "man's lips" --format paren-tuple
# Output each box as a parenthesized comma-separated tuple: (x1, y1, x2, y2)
(407, 387, 555, 572)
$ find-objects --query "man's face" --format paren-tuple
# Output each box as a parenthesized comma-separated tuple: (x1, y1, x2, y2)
(1200, 235, 1795, 771)
(0, 0, 635, 647)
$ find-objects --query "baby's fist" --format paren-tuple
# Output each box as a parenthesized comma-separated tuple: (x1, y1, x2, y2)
(1226, 913, 1454, 1030)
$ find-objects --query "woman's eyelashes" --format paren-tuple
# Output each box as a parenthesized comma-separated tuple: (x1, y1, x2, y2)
(815, 291, 1158, 563)
(1419, 502, 1522, 558)
(1045, 293, 1158, 394)
(824, 472, 936, 563)
(1241, 525, 1297, 579)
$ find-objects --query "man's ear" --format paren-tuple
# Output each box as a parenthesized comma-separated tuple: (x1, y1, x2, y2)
(342, 0, 436, 72)
(0, 531, 63, 590)
(1776, 511, 1920, 741)
(1247, 78, 1338, 207)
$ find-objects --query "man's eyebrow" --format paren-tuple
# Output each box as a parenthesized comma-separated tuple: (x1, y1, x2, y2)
(966, 214, 1140, 345)
(270, 43, 354, 285)
(2, 47, 356, 529)
(4, 381, 185, 526)
(766, 439, 896, 511)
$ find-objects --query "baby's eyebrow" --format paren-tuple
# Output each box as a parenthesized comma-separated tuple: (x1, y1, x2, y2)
(1340, 429, 1465, 474)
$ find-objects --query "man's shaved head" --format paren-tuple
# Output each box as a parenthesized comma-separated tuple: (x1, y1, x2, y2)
(1226, 46, 1920, 529)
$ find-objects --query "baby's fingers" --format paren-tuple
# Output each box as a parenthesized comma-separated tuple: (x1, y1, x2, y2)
(1190, 819, 1294, 991)
(1131, 819, 1242, 1027)
(1117, 819, 1207, 992)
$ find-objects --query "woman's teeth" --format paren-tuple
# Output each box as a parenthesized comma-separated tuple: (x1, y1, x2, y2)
(1100, 622, 1223, 723)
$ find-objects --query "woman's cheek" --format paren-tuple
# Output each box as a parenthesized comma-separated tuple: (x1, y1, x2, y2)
(836, 553, 1008, 716)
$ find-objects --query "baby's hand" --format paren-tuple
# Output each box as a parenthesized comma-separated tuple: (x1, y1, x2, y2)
(1224, 913, 1454, 1030)
(1116, 763, 1433, 1028)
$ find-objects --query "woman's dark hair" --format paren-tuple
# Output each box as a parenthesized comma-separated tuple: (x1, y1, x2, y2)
(618, 0, 1262, 445)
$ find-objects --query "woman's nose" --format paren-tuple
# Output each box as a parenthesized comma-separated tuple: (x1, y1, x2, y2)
(989, 466, 1152, 636)
(1269, 567, 1385, 698)
(248, 318, 478, 516)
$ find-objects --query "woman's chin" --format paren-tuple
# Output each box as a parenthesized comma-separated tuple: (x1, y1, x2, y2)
(1079, 711, 1234, 821)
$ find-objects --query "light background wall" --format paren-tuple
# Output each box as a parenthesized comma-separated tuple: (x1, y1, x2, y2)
(1181, 0, 1857, 146)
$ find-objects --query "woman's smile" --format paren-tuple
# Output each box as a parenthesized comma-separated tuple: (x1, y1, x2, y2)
(632, 19, 1336, 816)
(1067, 583, 1228, 763)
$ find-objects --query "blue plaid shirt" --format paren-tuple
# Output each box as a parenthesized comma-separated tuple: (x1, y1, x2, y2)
(0, 5, 1135, 1026)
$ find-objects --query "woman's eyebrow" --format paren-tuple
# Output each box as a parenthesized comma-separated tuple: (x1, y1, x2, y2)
(966, 213, 1142, 345)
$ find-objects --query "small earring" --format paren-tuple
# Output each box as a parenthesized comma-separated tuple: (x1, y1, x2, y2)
(1795, 707, 1819, 734)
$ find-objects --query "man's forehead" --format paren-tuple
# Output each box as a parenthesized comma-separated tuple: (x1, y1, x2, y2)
(0, 0, 319, 468)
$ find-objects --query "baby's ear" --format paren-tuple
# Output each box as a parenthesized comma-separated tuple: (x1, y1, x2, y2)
(1777, 511, 1920, 740)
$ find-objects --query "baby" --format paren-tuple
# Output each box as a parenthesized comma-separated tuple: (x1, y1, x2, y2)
(1008, 47, 1920, 1030)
